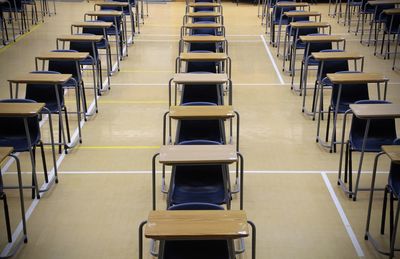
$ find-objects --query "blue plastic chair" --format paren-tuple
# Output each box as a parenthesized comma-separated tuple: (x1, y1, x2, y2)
(380, 138, 400, 259)
(25, 71, 71, 152)
(0, 99, 47, 198)
(345, 100, 398, 195)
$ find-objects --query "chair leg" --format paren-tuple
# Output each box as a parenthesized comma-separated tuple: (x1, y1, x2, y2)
(390, 191, 394, 243)
(32, 146, 37, 199)
(1, 192, 12, 243)
(63, 106, 71, 143)
(381, 185, 389, 235)
(39, 141, 48, 183)
(344, 142, 349, 184)
(390, 197, 400, 259)
(348, 148, 353, 197)
(325, 106, 332, 142)
(58, 115, 62, 154)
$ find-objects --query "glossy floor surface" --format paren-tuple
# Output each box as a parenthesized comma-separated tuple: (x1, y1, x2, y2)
(0, 1, 400, 258)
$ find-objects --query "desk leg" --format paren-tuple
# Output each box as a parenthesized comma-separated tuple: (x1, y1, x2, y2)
(248, 220, 257, 259)
(365, 152, 385, 239)
(330, 85, 342, 153)
(54, 83, 68, 154)
(353, 119, 370, 201)
(23, 118, 40, 199)
(238, 152, 244, 210)
(152, 153, 159, 211)
(138, 221, 147, 259)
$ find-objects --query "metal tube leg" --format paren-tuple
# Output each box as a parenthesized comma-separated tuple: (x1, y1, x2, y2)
(23, 118, 40, 199)
(353, 119, 370, 201)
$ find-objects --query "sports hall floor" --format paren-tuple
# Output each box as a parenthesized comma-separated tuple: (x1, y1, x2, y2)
(0, 1, 400, 258)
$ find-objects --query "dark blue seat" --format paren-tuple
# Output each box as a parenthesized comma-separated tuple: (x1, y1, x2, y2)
(181, 83, 222, 105)
(168, 164, 230, 207)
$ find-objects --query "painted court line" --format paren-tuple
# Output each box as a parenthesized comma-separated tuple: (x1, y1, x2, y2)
(260, 35, 285, 85)
(321, 172, 365, 258)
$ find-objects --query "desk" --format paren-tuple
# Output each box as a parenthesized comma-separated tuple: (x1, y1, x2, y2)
(8, 74, 81, 152)
(365, 145, 400, 256)
(375, 8, 400, 58)
(0, 147, 27, 256)
(180, 22, 225, 37)
(84, 10, 128, 58)
(139, 210, 256, 259)
(56, 34, 110, 96)
(317, 73, 389, 152)
(70, 22, 118, 75)
(338, 103, 400, 200)
(94, 2, 136, 41)
(169, 73, 232, 105)
(284, 22, 332, 80)
(302, 52, 364, 119)
(35, 51, 100, 115)
(184, 12, 223, 25)
(179, 35, 228, 54)
(295, 35, 346, 93)
(176, 53, 231, 78)
(186, 2, 223, 14)
(152, 145, 244, 209)
(0, 103, 57, 198)
(163, 105, 239, 149)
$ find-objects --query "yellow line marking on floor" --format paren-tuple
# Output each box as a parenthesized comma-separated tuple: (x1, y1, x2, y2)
(119, 70, 174, 73)
(77, 145, 160, 150)
(0, 23, 42, 55)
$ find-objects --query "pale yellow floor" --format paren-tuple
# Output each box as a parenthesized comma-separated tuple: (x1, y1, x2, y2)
(0, 1, 400, 258)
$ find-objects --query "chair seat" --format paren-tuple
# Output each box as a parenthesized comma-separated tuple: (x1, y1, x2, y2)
(0, 135, 40, 152)
(350, 137, 396, 152)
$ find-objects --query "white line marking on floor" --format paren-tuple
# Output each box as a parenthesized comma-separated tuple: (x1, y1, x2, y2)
(321, 172, 365, 258)
(260, 35, 285, 85)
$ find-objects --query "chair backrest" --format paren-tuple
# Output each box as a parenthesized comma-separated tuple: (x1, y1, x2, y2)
(69, 33, 98, 58)
(350, 100, 397, 151)
(317, 49, 349, 81)
(25, 71, 65, 110)
(176, 119, 225, 144)
(303, 34, 333, 59)
(181, 84, 222, 105)
(0, 99, 40, 151)
(331, 71, 369, 109)
(48, 50, 81, 80)
(272, 6, 296, 23)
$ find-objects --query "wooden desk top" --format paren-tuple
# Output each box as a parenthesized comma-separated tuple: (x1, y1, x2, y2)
(350, 103, 400, 119)
(0, 147, 13, 166)
(186, 12, 221, 17)
(181, 35, 225, 42)
(290, 22, 330, 28)
(145, 210, 249, 240)
(8, 73, 72, 84)
(311, 52, 364, 60)
(71, 21, 113, 28)
(159, 145, 237, 165)
(183, 23, 223, 28)
(383, 8, 400, 14)
(368, 0, 400, 5)
(326, 73, 389, 84)
(57, 34, 104, 42)
(179, 52, 228, 61)
(284, 11, 321, 17)
(36, 51, 89, 61)
(173, 73, 229, 84)
(95, 2, 129, 7)
(300, 35, 346, 43)
(169, 105, 234, 119)
(187, 2, 221, 7)
(275, 1, 309, 7)
(85, 10, 123, 17)
(382, 145, 400, 163)
(0, 103, 45, 117)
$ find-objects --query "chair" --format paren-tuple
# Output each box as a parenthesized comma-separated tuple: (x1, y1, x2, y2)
(375, 12, 400, 58)
(98, 7, 125, 58)
(325, 71, 370, 151)
(344, 100, 397, 196)
(270, 4, 296, 46)
(25, 71, 72, 154)
(380, 138, 400, 259)
(1, 0, 28, 34)
(0, 1, 15, 45)
(367, 4, 395, 46)
(0, 99, 47, 198)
